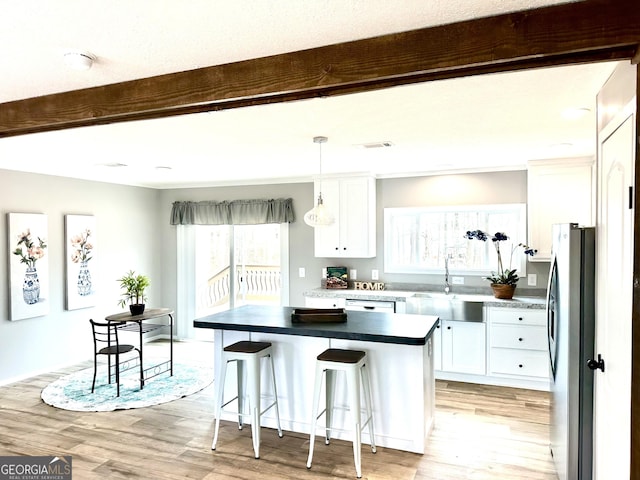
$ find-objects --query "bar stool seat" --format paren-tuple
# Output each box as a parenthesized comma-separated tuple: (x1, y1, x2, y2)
(306, 348, 376, 478)
(212, 340, 283, 458)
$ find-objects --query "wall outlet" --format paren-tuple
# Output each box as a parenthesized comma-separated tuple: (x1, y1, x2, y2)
(527, 273, 537, 286)
(371, 269, 379, 280)
(350, 269, 357, 280)
(298, 267, 305, 278)
(452, 276, 464, 285)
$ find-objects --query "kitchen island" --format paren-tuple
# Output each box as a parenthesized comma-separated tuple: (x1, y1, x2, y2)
(194, 304, 439, 454)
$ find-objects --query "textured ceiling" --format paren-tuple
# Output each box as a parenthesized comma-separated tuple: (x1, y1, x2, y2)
(1, 0, 578, 103)
(2, 0, 618, 189)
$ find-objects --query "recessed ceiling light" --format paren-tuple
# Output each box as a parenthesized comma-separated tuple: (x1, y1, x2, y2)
(562, 107, 591, 120)
(548, 142, 574, 150)
(96, 162, 128, 168)
(155, 166, 172, 170)
(63, 52, 95, 71)
(357, 141, 394, 149)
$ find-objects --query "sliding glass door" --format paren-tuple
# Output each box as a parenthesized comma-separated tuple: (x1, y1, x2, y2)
(232, 224, 283, 308)
(195, 223, 284, 317)
(177, 223, 287, 341)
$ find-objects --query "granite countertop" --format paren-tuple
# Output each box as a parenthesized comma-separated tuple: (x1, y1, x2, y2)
(194, 304, 440, 345)
(305, 289, 416, 302)
(304, 288, 546, 309)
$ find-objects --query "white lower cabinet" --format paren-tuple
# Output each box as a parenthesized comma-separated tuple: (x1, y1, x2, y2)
(489, 348, 549, 378)
(305, 292, 550, 390)
(440, 320, 486, 375)
(487, 307, 550, 385)
(432, 306, 549, 390)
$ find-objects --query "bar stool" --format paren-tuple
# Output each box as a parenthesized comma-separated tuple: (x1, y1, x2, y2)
(212, 340, 283, 459)
(306, 348, 376, 478)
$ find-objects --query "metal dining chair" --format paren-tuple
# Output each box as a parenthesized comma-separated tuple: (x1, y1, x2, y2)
(90, 319, 141, 397)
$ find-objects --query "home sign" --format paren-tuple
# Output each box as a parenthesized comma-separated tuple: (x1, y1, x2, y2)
(354, 281, 385, 291)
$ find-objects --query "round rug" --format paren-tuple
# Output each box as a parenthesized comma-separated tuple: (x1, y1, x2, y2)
(41, 362, 213, 412)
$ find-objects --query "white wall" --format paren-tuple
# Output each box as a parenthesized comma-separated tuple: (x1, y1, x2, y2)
(0, 169, 162, 385)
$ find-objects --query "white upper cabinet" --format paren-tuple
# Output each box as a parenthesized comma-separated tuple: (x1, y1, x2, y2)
(527, 157, 594, 261)
(313, 175, 376, 258)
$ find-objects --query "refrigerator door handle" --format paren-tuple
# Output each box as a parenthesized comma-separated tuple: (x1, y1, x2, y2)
(587, 353, 605, 372)
(546, 255, 558, 379)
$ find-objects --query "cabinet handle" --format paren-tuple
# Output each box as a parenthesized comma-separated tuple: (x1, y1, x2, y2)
(518, 317, 523, 321)
(518, 364, 523, 368)
(518, 337, 523, 342)
(447, 326, 452, 330)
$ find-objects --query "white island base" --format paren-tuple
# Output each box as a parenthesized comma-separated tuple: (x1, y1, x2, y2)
(213, 329, 435, 454)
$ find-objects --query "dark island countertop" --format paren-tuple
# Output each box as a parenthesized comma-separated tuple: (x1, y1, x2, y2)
(194, 305, 439, 346)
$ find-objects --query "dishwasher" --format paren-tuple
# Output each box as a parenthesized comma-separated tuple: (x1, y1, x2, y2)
(345, 299, 396, 313)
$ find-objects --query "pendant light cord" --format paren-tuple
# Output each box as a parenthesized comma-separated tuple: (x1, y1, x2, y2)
(314, 135, 327, 202)
(318, 139, 323, 198)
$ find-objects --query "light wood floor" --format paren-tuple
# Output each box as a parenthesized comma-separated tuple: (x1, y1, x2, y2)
(0, 340, 557, 479)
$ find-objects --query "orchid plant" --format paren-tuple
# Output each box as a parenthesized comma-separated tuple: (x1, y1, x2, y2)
(465, 229, 536, 286)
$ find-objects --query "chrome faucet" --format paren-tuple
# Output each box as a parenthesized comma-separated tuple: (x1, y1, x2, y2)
(444, 256, 451, 294)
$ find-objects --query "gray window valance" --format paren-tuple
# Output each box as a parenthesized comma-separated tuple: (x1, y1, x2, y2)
(170, 198, 295, 225)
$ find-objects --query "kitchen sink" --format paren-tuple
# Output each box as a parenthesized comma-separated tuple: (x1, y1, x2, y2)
(411, 292, 458, 299)
(412, 292, 456, 298)
(406, 293, 484, 322)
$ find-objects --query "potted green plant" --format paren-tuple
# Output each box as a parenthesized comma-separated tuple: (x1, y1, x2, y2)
(465, 230, 537, 299)
(117, 270, 150, 315)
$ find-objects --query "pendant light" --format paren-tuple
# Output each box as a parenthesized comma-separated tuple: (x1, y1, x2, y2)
(304, 136, 335, 227)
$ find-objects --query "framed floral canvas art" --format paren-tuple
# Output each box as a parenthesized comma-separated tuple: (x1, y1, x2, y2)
(8, 213, 49, 320)
(65, 215, 97, 310)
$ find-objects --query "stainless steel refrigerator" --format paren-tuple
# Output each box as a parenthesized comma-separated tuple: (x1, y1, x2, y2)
(546, 223, 596, 480)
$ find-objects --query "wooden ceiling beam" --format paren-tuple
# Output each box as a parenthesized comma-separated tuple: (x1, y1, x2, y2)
(0, 0, 639, 138)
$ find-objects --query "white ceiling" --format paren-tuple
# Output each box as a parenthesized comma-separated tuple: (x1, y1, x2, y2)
(0, 0, 620, 189)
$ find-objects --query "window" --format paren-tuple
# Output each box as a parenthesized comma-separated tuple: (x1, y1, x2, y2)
(384, 204, 527, 275)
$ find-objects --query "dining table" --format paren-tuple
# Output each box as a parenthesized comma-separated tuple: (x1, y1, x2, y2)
(105, 307, 174, 388)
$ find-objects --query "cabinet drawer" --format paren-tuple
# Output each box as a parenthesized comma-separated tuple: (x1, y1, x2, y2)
(304, 297, 346, 308)
(489, 348, 549, 378)
(490, 324, 547, 350)
(489, 307, 546, 326)
(345, 299, 395, 313)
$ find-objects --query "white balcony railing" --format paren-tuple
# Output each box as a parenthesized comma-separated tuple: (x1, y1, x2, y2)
(196, 265, 281, 312)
